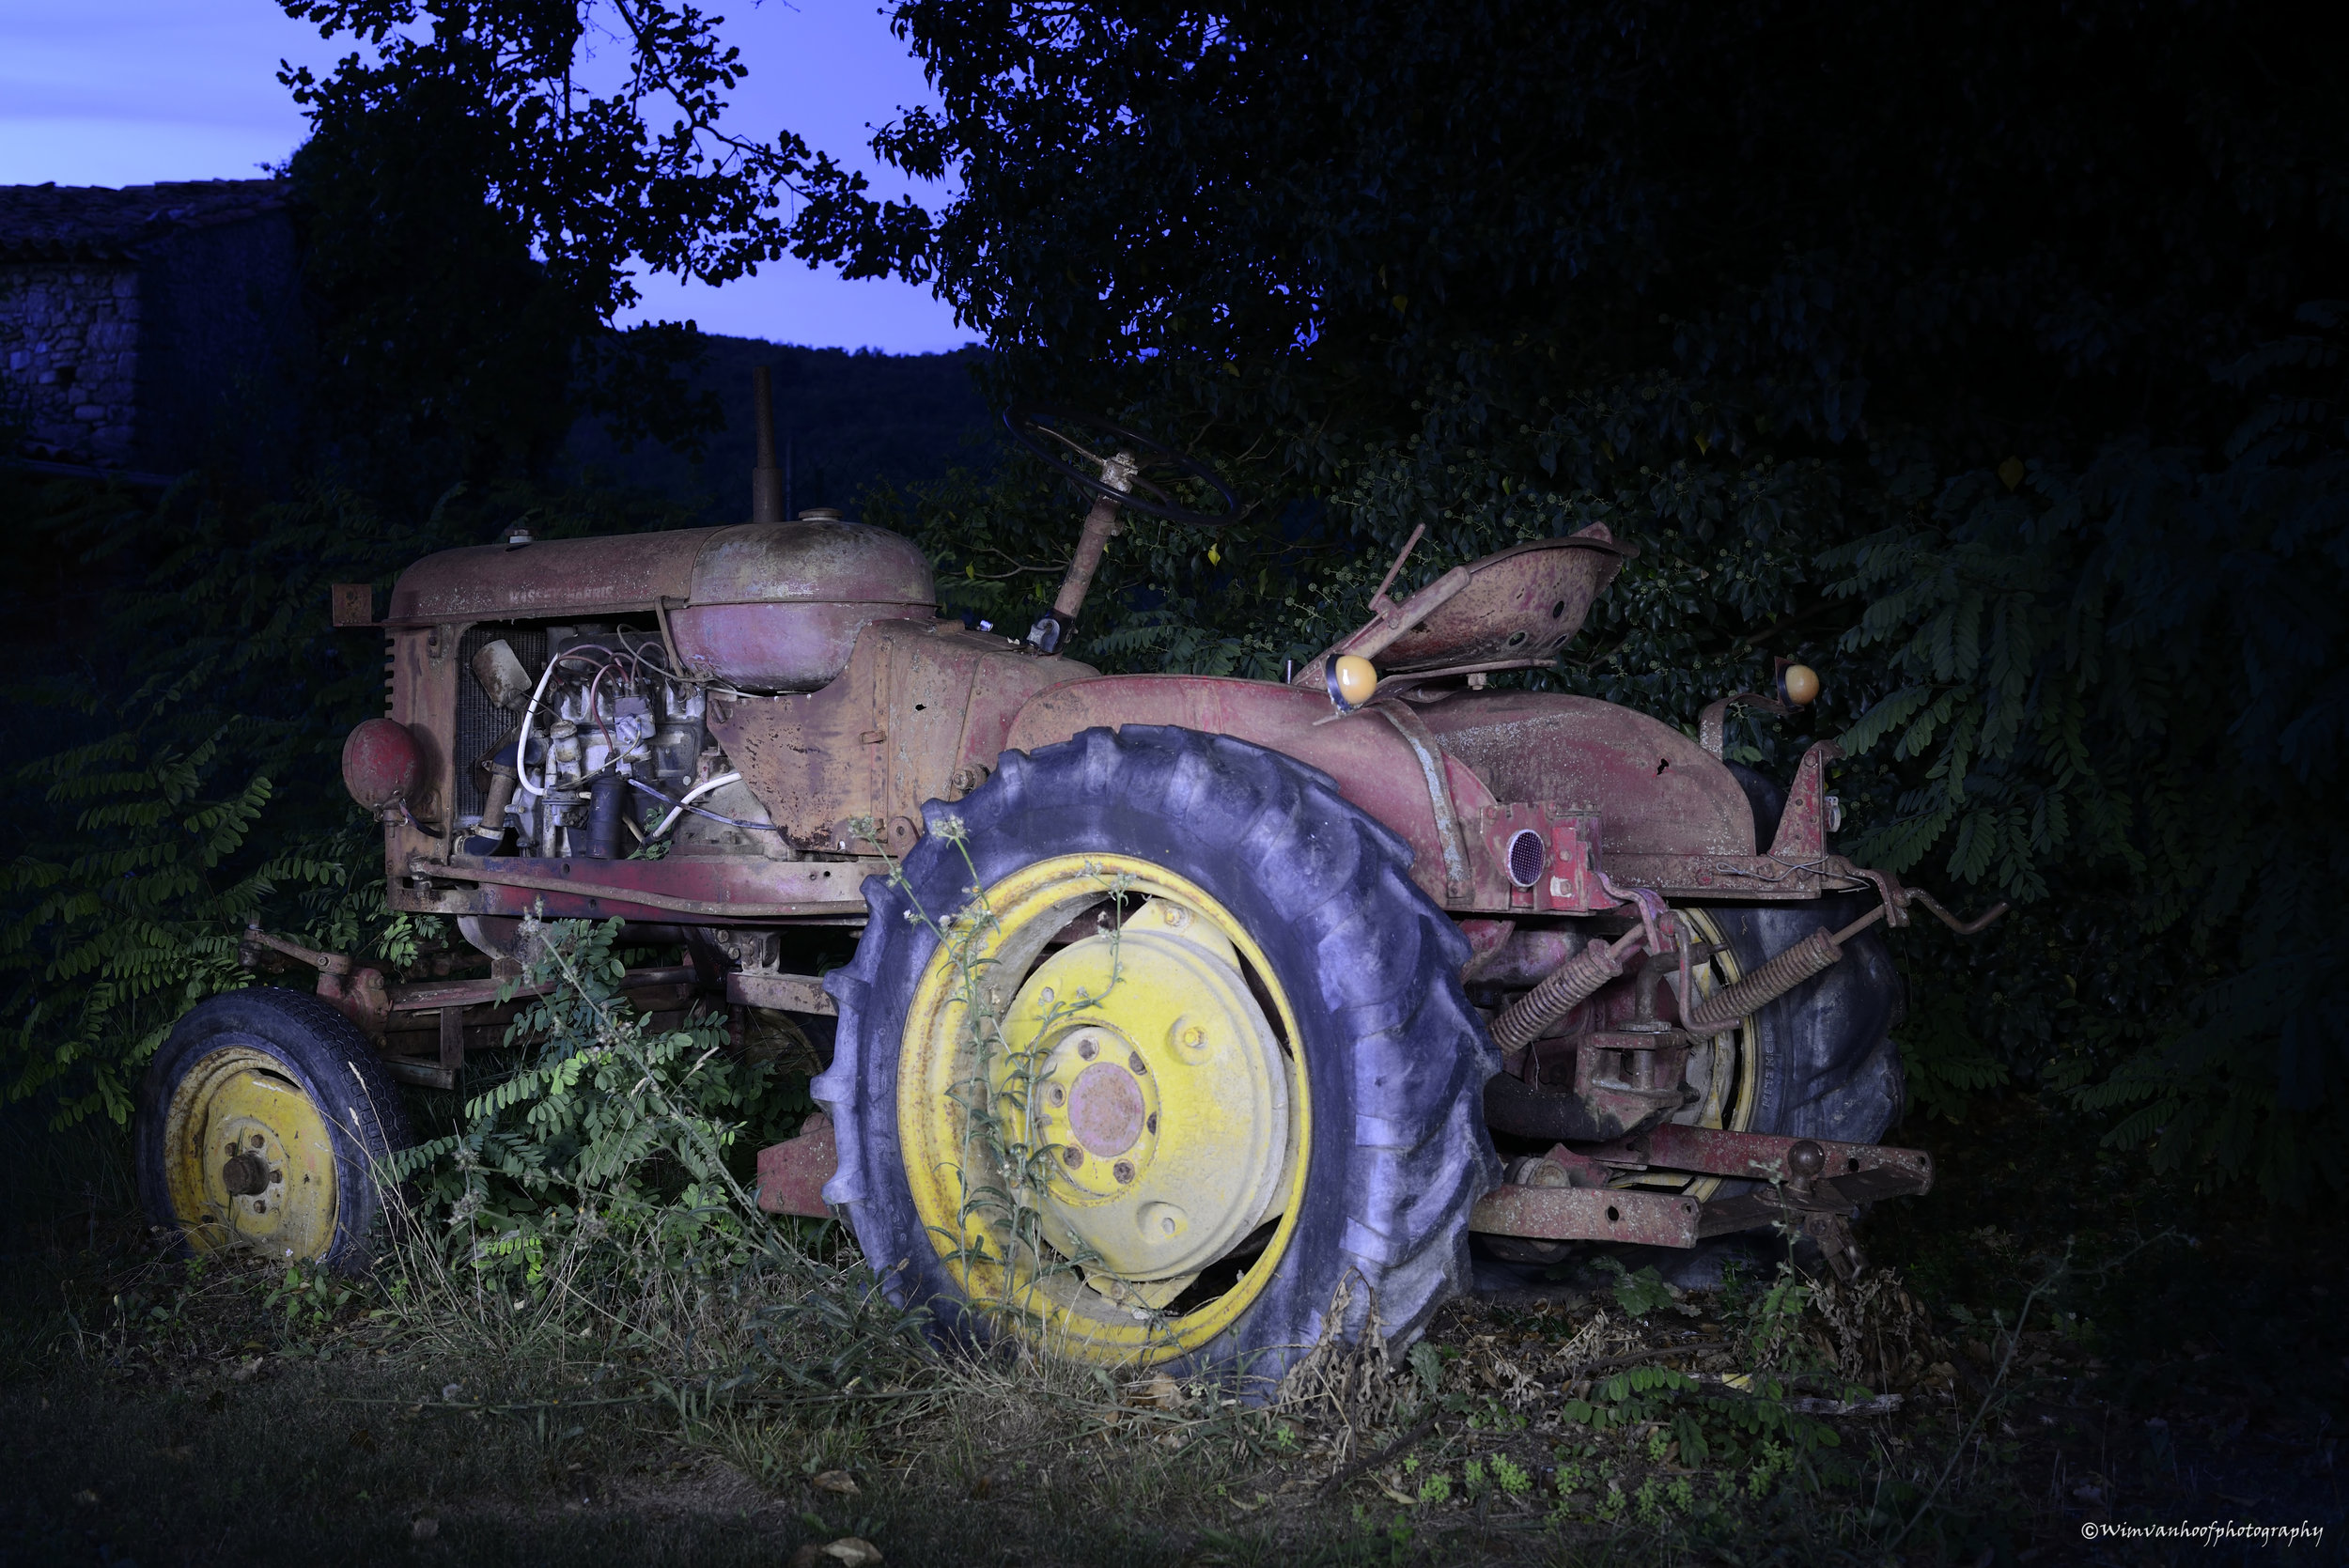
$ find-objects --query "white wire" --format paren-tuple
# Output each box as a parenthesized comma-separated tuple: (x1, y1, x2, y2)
(512, 644, 620, 800)
(511, 652, 568, 800)
(652, 771, 743, 838)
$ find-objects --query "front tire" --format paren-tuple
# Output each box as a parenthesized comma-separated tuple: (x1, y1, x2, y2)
(815, 725, 1499, 1384)
(134, 987, 412, 1272)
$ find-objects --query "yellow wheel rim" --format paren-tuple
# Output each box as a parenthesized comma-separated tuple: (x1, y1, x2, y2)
(896, 854, 1310, 1366)
(160, 1046, 340, 1260)
(1621, 907, 1757, 1202)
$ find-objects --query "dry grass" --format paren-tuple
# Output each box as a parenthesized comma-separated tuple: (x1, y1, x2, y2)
(6, 1099, 2341, 1566)
(0, 1218, 2020, 1567)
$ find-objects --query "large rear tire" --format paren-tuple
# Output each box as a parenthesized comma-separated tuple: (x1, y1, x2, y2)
(134, 987, 412, 1273)
(815, 725, 1500, 1384)
(1703, 893, 1906, 1146)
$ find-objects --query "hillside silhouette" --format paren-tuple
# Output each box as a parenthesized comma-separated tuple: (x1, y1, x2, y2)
(559, 335, 994, 522)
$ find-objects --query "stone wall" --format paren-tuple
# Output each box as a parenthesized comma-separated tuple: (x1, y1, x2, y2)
(0, 262, 142, 466)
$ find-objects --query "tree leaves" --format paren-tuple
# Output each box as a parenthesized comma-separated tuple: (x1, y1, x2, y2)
(1830, 311, 2349, 1195)
(828, 1, 2349, 1196)
(389, 918, 809, 1290)
(279, 0, 838, 489)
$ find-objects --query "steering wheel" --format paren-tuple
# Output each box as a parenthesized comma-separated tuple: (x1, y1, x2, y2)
(1003, 408, 1240, 527)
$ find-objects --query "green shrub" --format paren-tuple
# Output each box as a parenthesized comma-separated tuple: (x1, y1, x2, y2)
(389, 917, 811, 1296)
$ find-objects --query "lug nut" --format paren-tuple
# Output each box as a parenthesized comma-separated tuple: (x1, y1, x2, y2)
(1046, 1084, 1066, 1107)
(249, 1133, 264, 1148)
(1181, 1026, 1205, 1049)
(1112, 1160, 1135, 1184)
(1146, 1113, 1159, 1134)
(1128, 1051, 1147, 1076)
(1062, 1147, 1084, 1168)
(1077, 1037, 1097, 1061)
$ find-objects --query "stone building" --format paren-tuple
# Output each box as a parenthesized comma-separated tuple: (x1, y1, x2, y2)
(0, 179, 301, 477)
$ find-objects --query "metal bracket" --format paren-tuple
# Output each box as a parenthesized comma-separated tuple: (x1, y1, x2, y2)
(1697, 691, 1791, 758)
(726, 971, 837, 1015)
(1366, 699, 1472, 904)
(330, 583, 377, 628)
(1766, 740, 1844, 861)
(756, 1112, 839, 1217)
(1469, 1184, 1702, 1248)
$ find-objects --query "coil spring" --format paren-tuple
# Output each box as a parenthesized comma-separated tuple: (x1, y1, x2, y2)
(1684, 927, 1843, 1032)
(1490, 939, 1627, 1050)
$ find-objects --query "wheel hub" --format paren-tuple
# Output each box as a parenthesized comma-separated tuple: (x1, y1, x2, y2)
(1003, 899, 1290, 1282)
(220, 1148, 273, 1198)
(1065, 1055, 1146, 1158)
(159, 1046, 339, 1259)
(895, 856, 1311, 1362)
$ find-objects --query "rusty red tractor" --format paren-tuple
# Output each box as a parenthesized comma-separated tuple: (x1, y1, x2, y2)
(134, 395, 1998, 1378)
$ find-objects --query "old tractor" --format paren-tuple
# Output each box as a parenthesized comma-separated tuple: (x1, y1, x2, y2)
(134, 390, 1998, 1379)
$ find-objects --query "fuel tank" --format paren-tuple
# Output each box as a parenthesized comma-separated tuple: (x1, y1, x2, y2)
(384, 520, 937, 692)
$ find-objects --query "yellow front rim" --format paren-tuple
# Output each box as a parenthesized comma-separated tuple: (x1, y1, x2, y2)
(896, 854, 1310, 1365)
(160, 1046, 340, 1260)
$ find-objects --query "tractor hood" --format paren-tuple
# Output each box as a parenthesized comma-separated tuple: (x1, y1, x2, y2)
(385, 520, 937, 692)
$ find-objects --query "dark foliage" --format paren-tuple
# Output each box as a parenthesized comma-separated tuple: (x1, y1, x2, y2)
(1, 1, 987, 1125)
(8, 0, 2344, 1199)
(801, 0, 2349, 1193)
(278, 0, 863, 489)
(0, 468, 703, 1125)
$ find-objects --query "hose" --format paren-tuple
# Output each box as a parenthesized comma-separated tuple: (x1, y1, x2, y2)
(641, 771, 753, 838)
(512, 650, 566, 800)
(513, 644, 616, 800)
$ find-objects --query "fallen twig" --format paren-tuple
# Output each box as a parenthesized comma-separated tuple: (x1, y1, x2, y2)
(337, 1386, 943, 1417)
(1560, 1343, 1697, 1378)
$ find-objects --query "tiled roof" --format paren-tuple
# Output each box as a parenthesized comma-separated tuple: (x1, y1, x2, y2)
(0, 179, 289, 262)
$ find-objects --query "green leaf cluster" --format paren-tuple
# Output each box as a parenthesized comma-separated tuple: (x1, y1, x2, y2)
(391, 918, 810, 1292)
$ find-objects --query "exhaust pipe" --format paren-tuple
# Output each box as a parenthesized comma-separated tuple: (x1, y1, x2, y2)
(752, 366, 785, 524)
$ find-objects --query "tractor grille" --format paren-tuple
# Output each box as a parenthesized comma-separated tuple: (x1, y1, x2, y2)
(452, 626, 545, 818)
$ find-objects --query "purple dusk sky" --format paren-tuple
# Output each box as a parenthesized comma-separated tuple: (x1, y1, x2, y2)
(0, 0, 972, 353)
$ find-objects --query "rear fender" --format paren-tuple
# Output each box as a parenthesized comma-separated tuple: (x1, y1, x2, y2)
(1007, 680, 1777, 909)
(1003, 675, 1492, 908)
(1409, 691, 1758, 862)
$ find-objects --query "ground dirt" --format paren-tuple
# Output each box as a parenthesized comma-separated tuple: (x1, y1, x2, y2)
(2, 1096, 2340, 1567)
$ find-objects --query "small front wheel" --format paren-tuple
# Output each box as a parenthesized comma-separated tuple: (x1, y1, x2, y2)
(134, 987, 412, 1271)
